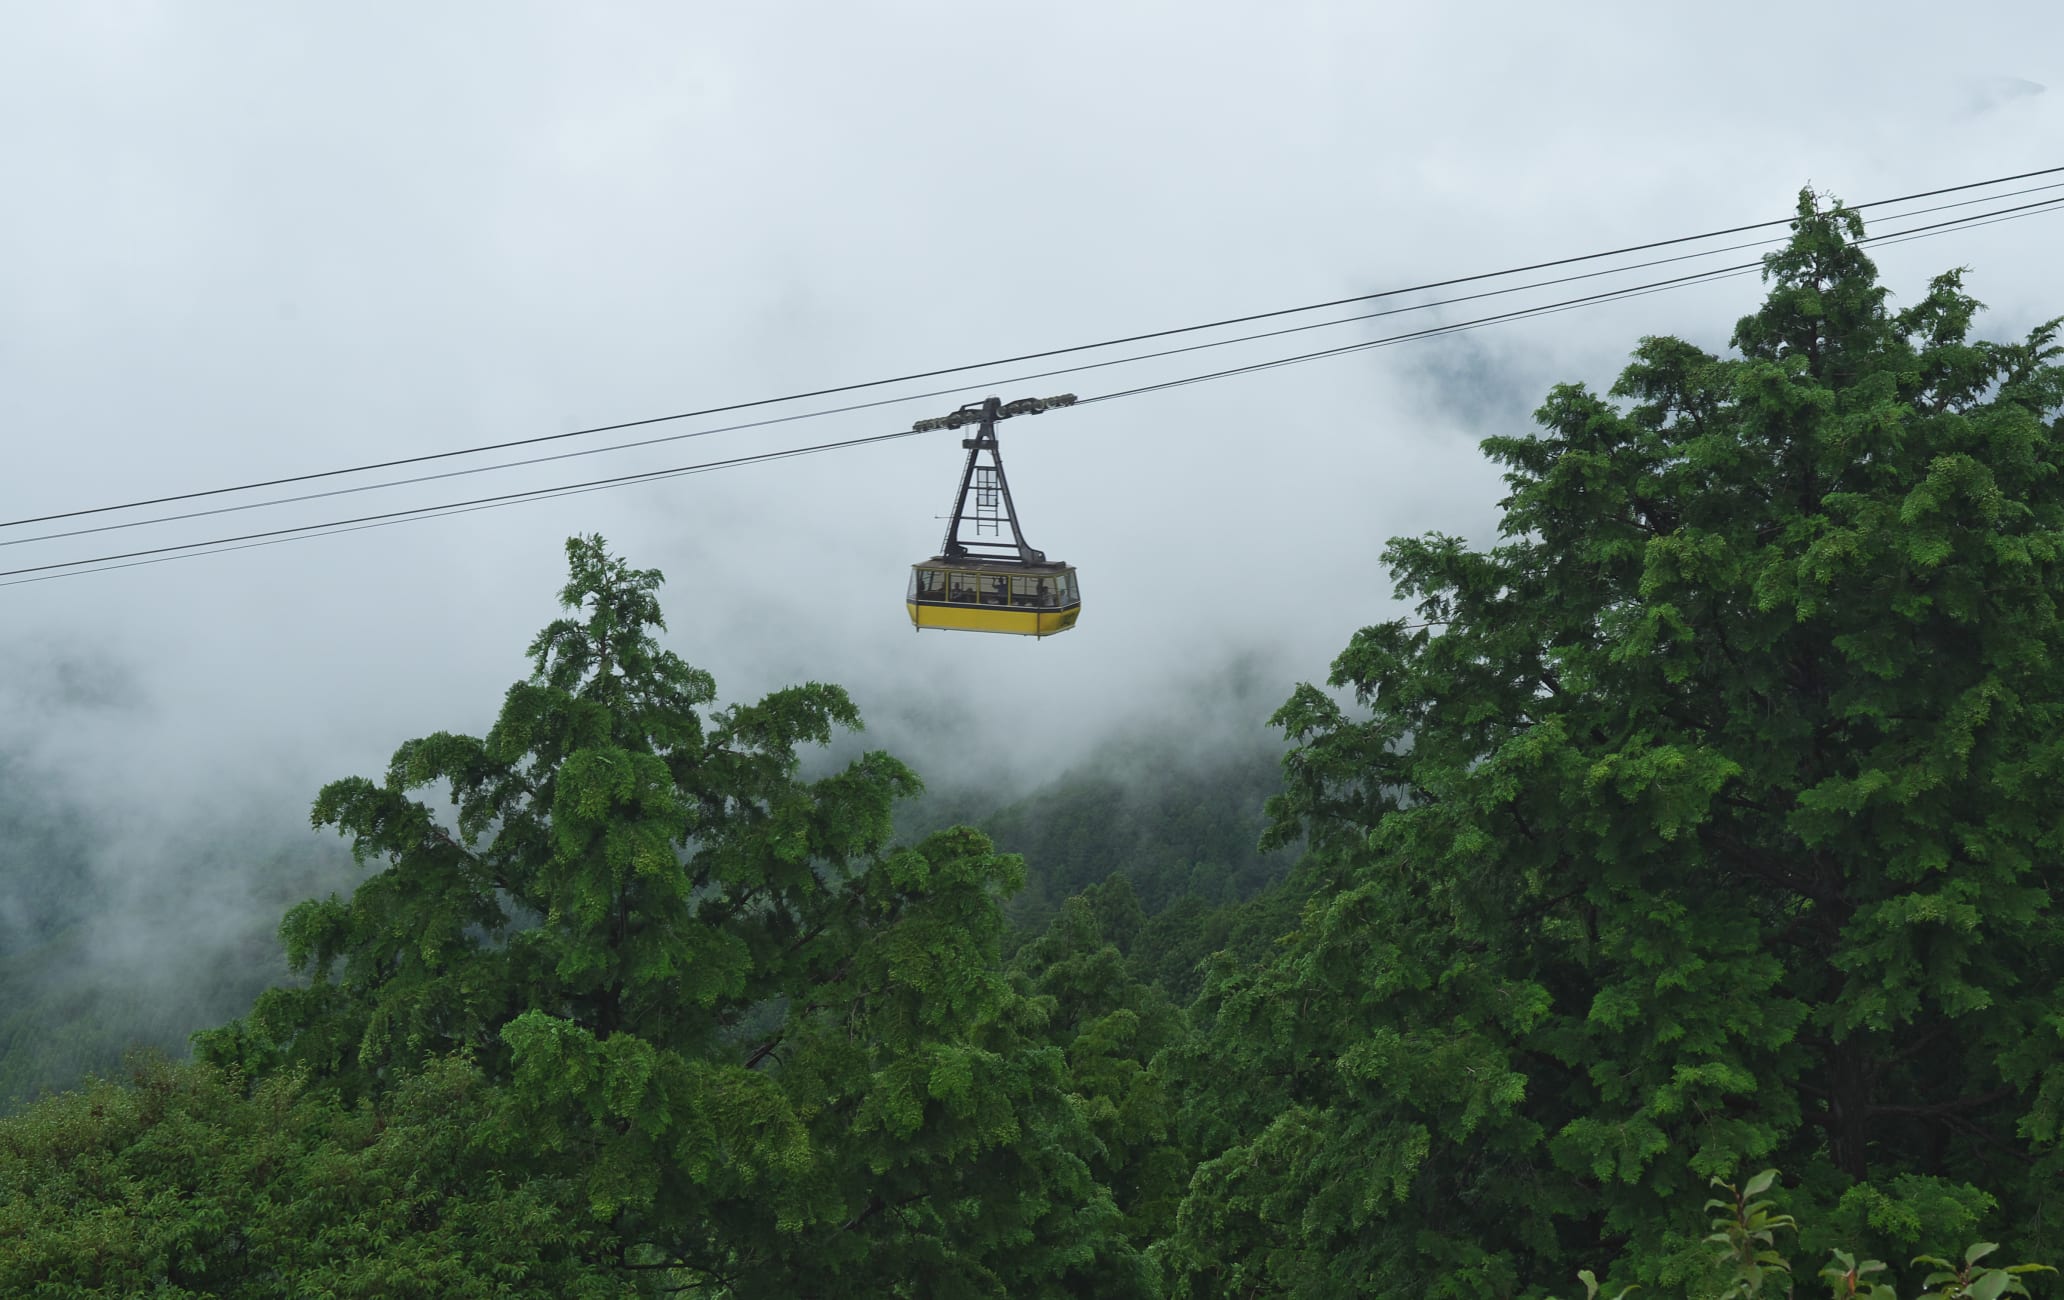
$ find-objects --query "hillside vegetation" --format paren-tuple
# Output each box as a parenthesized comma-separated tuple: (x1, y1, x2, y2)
(4, 195, 2063, 1298)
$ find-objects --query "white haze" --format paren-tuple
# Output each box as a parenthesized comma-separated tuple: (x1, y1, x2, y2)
(0, 3, 2058, 1044)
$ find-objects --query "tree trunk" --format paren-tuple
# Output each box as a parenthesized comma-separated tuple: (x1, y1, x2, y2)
(1826, 1036, 1872, 1180)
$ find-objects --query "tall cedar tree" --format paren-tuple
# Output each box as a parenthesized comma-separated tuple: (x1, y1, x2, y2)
(199, 537, 1144, 1299)
(1159, 195, 2064, 1299)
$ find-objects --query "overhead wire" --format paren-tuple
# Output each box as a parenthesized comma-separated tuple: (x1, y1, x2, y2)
(1087, 192, 2064, 406)
(0, 229, 1825, 552)
(7, 163, 2063, 533)
(9, 186, 2062, 591)
(1866, 198, 2064, 250)
(0, 430, 931, 583)
(14, 178, 2064, 553)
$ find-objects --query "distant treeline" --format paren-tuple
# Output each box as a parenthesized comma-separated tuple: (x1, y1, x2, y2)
(0, 708, 1292, 1112)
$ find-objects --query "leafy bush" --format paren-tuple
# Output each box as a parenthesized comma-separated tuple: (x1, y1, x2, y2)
(1577, 1171, 2054, 1300)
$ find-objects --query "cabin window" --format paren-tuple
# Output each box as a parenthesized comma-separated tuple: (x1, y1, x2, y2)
(1011, 576, 1060, 607)
(1009, 576, 1048, 607)
(1061, 571, 1079, 603)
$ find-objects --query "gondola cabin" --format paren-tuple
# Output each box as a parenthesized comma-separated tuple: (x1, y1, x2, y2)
(907, 562, 1080, 637)
(904, 393, 1083, 639)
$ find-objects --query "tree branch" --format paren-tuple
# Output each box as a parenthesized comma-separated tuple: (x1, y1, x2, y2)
(1706, 828, 1841, 908)
(1869, 1085, 2018, 1119)
(839, 1196, 886, 1233)
(1508, 884, 1586, 927)
(1938, 1111, 2038, 1167)
(1867, 1021, 1954, 1077)
(430, 829, 522, 896)
(782, 917, 834, 959)
(743, 1033, 784, 1071)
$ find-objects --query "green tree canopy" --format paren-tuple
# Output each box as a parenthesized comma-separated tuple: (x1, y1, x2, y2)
(1161, 193, 2064, 1298)
(1010, 892, 1190, 1245)
(0, 1053, 632, 1298)
(198, 536, 1141, 1297)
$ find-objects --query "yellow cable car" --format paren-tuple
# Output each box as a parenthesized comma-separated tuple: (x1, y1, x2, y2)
(907, 562, 1081, 636)
(906, 394, 1082, 638)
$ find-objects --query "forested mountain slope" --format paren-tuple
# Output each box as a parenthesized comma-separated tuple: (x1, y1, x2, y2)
(5, 198, 2063, 1298)
(899, 735, 1292, 923)
(0, 775, 352, 1109)
(0, 685, 1294, 1113)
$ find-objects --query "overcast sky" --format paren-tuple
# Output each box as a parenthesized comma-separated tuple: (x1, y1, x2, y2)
(2, 0, 2060, 912)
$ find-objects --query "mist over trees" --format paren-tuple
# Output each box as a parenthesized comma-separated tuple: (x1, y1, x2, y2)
(5, 195, 2064, 1297)
(0, 738, 360, 1109)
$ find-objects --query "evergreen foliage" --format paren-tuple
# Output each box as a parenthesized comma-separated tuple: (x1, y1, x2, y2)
(1010, 892, 1191, 1245)
(4, 190, 2062, 1299)
(978, 744, 1289, 921)
(0, 1052, 631, 1297)
(187, 536, 1143, 1296)
(1161, 193, 2064, 1297)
